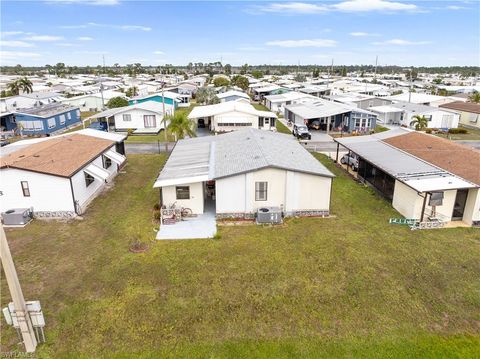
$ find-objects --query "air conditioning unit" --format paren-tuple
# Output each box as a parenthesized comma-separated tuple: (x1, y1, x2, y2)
(256, 207, 282, 224)
(1, 208, 33, 226)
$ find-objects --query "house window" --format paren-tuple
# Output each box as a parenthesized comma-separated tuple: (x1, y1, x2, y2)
(123, 114, 132, 122)
(47, 117, 56, 129)
(67, 112, 72, 120)
(21, 181, 30, 197)
(59, 114, 66, 125)
(258, 118, 264, 127)
(264, 118, 270, 125)
(176, 186, 190, 200)
(255, 181, 268, 201)
(102, 155, 112, 169)
(84, 172, 95, 187)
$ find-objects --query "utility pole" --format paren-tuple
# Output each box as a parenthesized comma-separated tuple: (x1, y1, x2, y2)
(0, 224, 37, 353)
(326, 58, 334, 89)
(161, 77, 168, 151)
(374, 55, 378, 81)
(408, 66, 413, 103)
(100, 55, 106, 110)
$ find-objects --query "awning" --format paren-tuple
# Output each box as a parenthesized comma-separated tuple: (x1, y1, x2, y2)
(84, 163, 110, 182)
(104, 149, 126, 165)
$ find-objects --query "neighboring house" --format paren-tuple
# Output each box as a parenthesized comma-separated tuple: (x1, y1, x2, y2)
(62, 90, 126, 112)
(188, 101, 277, 133)
(334, 130, 480, 227)
(252, 85, 287, 101)
(129, 90, 190, 108)
(154, 129, 334, 218)
(369, 101, 460, 129)
(285, 98, 377, 133)
(216, 90, 250, 103)
(87, 101, 172, 133)
(264, 91, 317, 113)
(298, 85, 331, 97)
(0, 133, 127, 217)
(1, 92, 64, 114)
(326, 93, 392, 110)
(386, 92, 459, 107)
(14, 103, 81, 135)
(439, 101, 480, 129)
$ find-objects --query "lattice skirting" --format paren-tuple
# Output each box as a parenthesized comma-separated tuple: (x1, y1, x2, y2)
(34, 211, 77, 219)
(216, 210, 330, 220)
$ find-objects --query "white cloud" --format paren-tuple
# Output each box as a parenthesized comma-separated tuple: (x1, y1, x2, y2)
(45, 0, 120, 5)
(0, 40, 35, 48)
(23, 35, 64, 41)
(238, 46, 265, 51)
(372, 39, 431, 45)
(77, 36, 93, 41)
(56, 42, 80, 47)
(350, 32, 370, 37)
(0, 51, 42, 61)
(60, 22, 151, 31)
(0, 31, 25, 37)
(257, 2, 328, 14)
(266, 39, 337, 48)
(153, 50, 164, 55)
(333, 0, 417, 12)
(446, 5, 467, 10)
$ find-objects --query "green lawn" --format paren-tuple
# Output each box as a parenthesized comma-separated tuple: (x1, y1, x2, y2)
(276, 119, 291, 134)
(434, 125, 480, 141)
(375, 125, 390, 133)
(252, 102, 270, 111)
(1, 154, 479, 358)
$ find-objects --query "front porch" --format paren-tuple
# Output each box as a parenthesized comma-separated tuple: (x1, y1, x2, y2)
(156, 197, 217, 240)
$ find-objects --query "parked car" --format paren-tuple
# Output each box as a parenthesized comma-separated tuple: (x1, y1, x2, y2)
(309, 120, 321, 130)
(292, 123, 311, 140)
(0, 139, 10, 147)
(88, 121, 108, 132)
(197, 119, 206, 128)
(340, 153, 359, 171)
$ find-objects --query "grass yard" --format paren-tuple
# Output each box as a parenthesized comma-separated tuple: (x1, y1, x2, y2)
(252, 102, 270, 112)
(434, 125, 480, 141)
(375, 125, 390, 133)
(276, 119, 291, 134)
(1, 154, 479, 358)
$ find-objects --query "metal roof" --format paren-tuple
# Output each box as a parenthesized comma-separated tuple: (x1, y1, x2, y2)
(285, 99, 375, 119)
(188, 101, 277, 119)
(154, 129, 334, 187)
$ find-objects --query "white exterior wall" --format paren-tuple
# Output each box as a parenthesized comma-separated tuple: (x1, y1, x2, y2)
(392, 180, 459, 222)
(458, 110, 480, 129)
(463, 189, 480, 225)
(212, 111, 273, 132)
(161, 182, 204, 214)
(114, 109, 169, 130)
(71, 152, 119, 213)
(403, 110, 460, 129)
(0, 168, 74, 213)
(63, 96, 104, 112)
(215, 168, 331, 215)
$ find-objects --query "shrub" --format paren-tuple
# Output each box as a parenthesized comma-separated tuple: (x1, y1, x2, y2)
(448, 128, 468, 134)
(425, 128, 432, 134)
(127, 128, 134, 136)
(153, 203, 160, 210)
(153, 211, 160, 220)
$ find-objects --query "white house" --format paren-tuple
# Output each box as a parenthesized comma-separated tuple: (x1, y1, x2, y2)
(386, 92, 459, 107)
(0, 132, 127, 217)
(369, 101, 460, 129)
(62, 90, 127, 112)
(154, 129, 334, 219)
(264, 91, 317, 113)
(216, 90, 250, 103)
(87, 101, 173, 133)
(188, 101, 277, 133)
(334, 130, 480, 227)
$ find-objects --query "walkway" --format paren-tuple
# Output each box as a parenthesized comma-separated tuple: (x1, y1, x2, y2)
(156, 200, 217, 240)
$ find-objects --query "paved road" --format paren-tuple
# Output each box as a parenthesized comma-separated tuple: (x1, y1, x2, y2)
(455, 140, 480, 149)
(125, 142, 175, 154)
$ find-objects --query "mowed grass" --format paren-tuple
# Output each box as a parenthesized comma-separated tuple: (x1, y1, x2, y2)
(435, 125, 480, 141)
(1, 154, 479, 358)
(276, 119, 291, 134)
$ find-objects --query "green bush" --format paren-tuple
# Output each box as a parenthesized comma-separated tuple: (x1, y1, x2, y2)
(153, 203, 160, 211)
(448, 128, 468, 134)
(425, 128, 432, 134)
(127, 128, 134, 136)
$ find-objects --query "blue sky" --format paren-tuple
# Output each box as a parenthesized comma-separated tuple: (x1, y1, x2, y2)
(0, 0, 478, 67)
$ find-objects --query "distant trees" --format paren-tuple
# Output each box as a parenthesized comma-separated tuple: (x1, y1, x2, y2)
(224, 64, 232, 75)
(240, 63, 249, 75)
(106, 96, 128, 109)
(410, 115, 429, 131)
(213, 77, 230, 87)
(125, 86, 139, 98)
(231, 75, 249, 91)
(167, 111, 196, 141)
(294, 73, 306, 82)
(251, 70, 264, 79)
(468, 91, 480, 103)
(196, 87, 219, 105)
(312, 68, 320, 78)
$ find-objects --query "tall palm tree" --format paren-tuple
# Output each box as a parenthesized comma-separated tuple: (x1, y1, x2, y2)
(7, 80, 20, 96)
(18, 77, 33, 94)
(468, 91, 480, 104)
(410, 115, 429, 131)
(167, 112, 196, 141)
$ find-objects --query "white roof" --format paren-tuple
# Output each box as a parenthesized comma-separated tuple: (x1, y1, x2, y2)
(265, 91, 316, 103)
(75, 128, 126, 142)
(88, 101, 169, 120)
(216, 90, 249, 100)
(386, 92, 450, 104)
(368, 105, 404, 114)
(286, 98, 375, 119)
(188, 101, 276, 119)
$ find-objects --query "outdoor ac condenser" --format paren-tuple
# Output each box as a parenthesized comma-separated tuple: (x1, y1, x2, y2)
(256, 207, 282, 224)
(1, 208, 33, 226)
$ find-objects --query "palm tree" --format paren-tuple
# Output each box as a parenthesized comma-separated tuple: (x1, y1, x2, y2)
(18, 77, 33, 94)
(7, 80, 20, 96)
(410, 115, 429, 131)
(167, 112, 196, 141)
(468, 91, 480, 104)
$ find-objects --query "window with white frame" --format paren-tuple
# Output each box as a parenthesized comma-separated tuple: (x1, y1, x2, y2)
(67, 112, 72, 120)
(255, 181, 268, 201)
(47, 118, 56, 129)
(176, 186, 190, 200)
(21, 181, 30, 197)
(76, 109, 80, 117)
(102, 155, 112, 169)
(84, 172, 95, 187)
(123, 114, 132, 122)
(59, 114, 66, 125)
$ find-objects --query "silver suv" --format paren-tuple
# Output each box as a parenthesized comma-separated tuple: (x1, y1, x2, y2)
(340, 153, 359, 171)
(292, 123, 312, 140)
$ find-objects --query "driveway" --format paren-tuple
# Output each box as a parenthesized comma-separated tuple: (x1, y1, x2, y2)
(125, 142, 176, 154)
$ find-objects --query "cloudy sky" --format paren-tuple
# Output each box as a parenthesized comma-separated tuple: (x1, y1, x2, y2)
(0, 0, 478, 67)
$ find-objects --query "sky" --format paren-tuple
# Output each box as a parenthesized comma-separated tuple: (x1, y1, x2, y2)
(0, 0, 479, 67)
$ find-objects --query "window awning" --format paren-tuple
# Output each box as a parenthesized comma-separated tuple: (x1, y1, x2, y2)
(84, 163, 110, 182)
(104, 149, 126, 165)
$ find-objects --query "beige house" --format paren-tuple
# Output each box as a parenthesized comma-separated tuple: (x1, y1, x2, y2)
(439, 101, 480, 129)
(154, 129, 334, 219)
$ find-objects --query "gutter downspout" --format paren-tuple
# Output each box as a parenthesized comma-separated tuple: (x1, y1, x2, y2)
(420, 192, 428, 222)
(69, 178, 79, 215)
